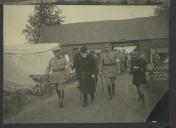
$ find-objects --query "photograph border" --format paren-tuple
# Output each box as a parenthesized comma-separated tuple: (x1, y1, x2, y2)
(0, 0, 176, 127)
(1, 0, 165, 5)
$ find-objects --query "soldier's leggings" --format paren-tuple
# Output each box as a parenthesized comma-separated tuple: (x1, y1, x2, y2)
(82, 93, 88, 104)
(135, 84, 145, 103)
(107, 78, 116, 96)
(56, 84, 65, 101)
(111, 78, 116, 95)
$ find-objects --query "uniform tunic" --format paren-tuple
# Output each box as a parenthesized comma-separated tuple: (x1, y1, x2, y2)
(100, 51, 117, 78)
(46, 57, 68, 84)
(74, 53, 96, 94)
(115, 53, 121, 72)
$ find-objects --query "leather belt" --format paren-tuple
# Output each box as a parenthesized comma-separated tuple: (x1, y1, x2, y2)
(103, 63, 116, 66)
(52, 69, 65, 72)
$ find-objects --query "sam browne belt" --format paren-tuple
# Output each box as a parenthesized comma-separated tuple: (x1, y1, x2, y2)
(103, 63, 116, 66)
(52, 69, 65, 72)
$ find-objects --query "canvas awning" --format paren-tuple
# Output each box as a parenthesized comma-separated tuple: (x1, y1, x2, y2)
(4, 43, 60, 54)
(3, 57, 36, 92)
(4, 43, 60, 75)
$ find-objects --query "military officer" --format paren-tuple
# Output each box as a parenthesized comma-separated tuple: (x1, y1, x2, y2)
(74, 45, 97, 107)
(99, 44, 118, 100)
(113, 48, 121, 73)
(46, 45, 68, 108)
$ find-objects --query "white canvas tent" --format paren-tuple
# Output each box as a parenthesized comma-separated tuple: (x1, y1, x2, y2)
(4, 43, 60, 92)
(4, 43, 59, 75)
(4, 57, 36, 92)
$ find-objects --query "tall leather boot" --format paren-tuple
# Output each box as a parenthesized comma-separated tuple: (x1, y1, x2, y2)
(56, 87, 62, 105)
(112, 83, 115, 96)
(82, 93, 87, 107)
(90, 93, 94, 103)
(140, 93, 145, 107)
(59, 90, 64, 108)
(136, 84, 141, 102)
(107, 86, 112, 100)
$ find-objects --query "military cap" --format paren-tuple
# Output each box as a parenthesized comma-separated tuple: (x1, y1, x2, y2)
(104, 43, 110, 49)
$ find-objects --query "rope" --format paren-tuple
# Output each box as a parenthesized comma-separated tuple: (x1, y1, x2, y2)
(4, 79, 35, 88)
(4, 48, 55, 54)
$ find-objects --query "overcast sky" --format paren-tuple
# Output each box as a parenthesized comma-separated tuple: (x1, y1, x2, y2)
(4, 5, 157, 46)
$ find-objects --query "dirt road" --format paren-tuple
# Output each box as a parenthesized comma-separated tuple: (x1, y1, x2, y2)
(4, 73, 168, 123)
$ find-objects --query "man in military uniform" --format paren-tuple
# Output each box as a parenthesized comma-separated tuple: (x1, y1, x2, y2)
(74, 45, 97, 107)
(46, 46, 68, 108)
(113, 48, 121, 73)
(152, 49, 160, 67)
(99, 44, 118, 100)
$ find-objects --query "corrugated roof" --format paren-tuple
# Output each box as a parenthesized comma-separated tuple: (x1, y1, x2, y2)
(40, 16, 168, 45)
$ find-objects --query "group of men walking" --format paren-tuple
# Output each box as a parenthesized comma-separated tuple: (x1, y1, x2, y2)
(73, 44, 118, 107)
(46, 44, 148, 108)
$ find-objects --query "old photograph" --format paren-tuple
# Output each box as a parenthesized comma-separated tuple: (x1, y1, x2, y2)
(0, 0, 165, 5)
(3, 2, 169, 123)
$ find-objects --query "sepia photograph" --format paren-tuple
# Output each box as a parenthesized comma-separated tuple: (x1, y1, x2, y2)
(3, 1, 169, 124)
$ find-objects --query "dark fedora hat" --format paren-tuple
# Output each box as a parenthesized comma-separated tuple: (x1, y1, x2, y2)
(80, 45, 88, 53)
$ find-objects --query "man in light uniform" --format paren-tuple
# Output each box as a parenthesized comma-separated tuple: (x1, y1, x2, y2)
(46, 46, 68, 108)
(99, 44, 118, 100)
(113, 48, 121, 73)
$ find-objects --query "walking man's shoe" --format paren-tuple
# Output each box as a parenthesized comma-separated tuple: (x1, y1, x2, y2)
(82, 102, 87, 107)
(112, 90, 115, 96)
(77, 85, 80, 89)
(59, 100, 64, 108)
(107, 95, 112, 101)
(59, 104, 63, 108)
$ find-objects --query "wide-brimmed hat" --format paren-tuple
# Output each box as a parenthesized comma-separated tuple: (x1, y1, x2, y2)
(52, 45, 61, 52)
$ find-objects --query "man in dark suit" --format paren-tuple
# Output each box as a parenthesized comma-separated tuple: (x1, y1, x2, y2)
(73, 45, 97, 107)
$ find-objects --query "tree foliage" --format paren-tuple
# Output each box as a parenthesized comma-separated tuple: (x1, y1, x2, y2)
(22, 5, 64, 43)
(154, 0, 170, 17)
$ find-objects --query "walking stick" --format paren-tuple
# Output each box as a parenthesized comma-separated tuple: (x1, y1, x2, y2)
(93, 75, 98, 94)
(95, 76, 97, 88)
(80, 89, 82, 101)
(99, 73, 105, 95)
(77, 81, 82, 101)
